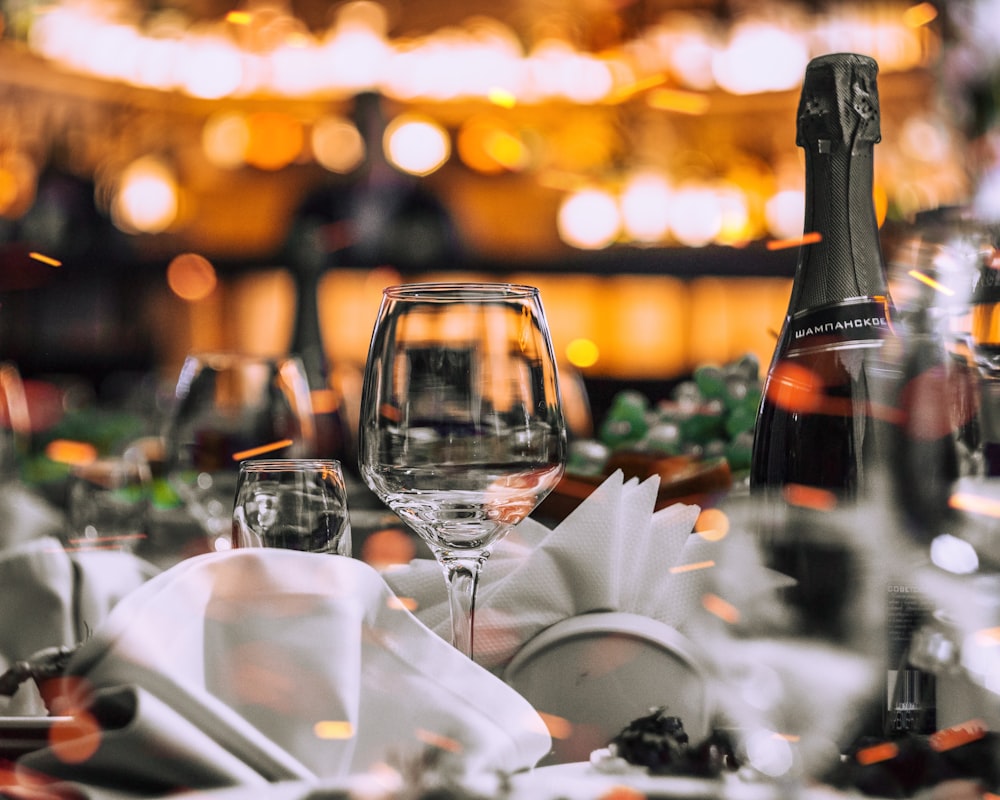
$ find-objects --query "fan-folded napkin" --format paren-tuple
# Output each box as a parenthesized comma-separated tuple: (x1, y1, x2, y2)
(0, 481, 157, 699)
(16, 550, 551, 798)
(383, 469, 717, 673)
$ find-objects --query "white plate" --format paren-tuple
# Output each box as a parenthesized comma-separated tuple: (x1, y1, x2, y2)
(503, 612, 713, 766)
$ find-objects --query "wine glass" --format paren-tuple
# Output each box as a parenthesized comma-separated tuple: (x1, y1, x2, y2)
(232, 459, 352, 555)
(358, 283, 567, 658)
(66, 449, 152, 553)
(163, 352, 317, 552)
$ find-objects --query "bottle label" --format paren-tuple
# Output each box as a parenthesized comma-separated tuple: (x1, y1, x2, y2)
(886, 581, 936, 735)
(788, 297, 891, 356)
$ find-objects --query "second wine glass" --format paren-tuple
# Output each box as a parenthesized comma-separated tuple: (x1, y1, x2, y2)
(163, 352, 317, 551)
(358, 283, 567, 658)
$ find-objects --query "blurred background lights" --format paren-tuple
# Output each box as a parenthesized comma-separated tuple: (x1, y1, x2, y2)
(384, 115, 451, 176)
(620, 172, 672, 242)
(167, 253, 218, 302)
(0, 151, 37, 219)
(244, 112, 304, 171)
(668, 185, 723, 247)
(456, 117, 530, 175)
(929, 533, 980, 575)
(716, 185, 752, 244)
(178, 37, 243, 99)
(558, 188, 621, 249)
(565, 338, 600, 369)
(112, 156, 179, 234)
(713, 22, 809, 95)
(312, 116, 366, 174)
(765, 189, 806, 241)
(202, 112, 250, 170)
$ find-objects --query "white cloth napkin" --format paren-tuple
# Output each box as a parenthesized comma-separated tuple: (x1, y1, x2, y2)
(16, 550, 551, 797)
(0, 535, 156, 681)
(384, 470, 713, 673)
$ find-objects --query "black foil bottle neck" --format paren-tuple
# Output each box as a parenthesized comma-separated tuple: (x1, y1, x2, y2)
(790, 53, 887, 313)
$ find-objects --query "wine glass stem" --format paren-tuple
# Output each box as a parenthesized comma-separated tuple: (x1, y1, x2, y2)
(442, 555, 486, 659)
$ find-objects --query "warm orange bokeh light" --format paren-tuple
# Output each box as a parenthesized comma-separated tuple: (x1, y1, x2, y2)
(244, 112, 304, 171)
(231, 438, 295, 461)
(903, 2, 938, 28)
(766, 231, 823, 251)
(312, 116, 366, 174)
(45, 439, 98, 466)
(28, 252, 62, 267)
(702, 592, 740, 624)
(537, 712, 573, 740)
(670, 559, 716, 574)
(167, 253, 218, 301)
(202, 112, 251, 169)
(928, 719, 987, 752)
(49, 712, 101, 765)
(694, 508, 729, 540)
(565, 338, 599, 369)
(313, 720, 355, 740)
(416, 728, 463, 753)
(362, 527, 417, 569)
(856, 741, 899, 766)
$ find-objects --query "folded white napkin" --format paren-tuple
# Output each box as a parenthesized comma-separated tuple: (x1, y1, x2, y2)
(384, 470, 714, 673)
(0, 534, 156, 687)
(17, 550, 551, 797)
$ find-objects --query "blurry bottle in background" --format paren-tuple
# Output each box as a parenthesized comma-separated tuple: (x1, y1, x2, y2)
(284, 92, 463, 473)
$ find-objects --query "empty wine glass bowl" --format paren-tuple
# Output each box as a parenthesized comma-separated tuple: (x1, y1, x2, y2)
(67, 450, 152, 553)
(232, 459, 352, 555)
(358, 282, 567, 658)
(163, 352, 317, 551)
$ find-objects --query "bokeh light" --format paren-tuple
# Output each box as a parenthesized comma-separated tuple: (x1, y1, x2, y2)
(668, 185, 722, 247)
(361, 527, 417, 570)
(202, 112, 250, 169)
(0, 151, 37, 219)
(619, 172, 671, 242)
(713, 22, 808, 95)
(312, 115, 366, 174)
(112, 156, 179, 234)
(313, 720, 355, 740)
(565, 338, 600, 369)
(244, 112, 304, 171)
(557, 188, 620, 249)
(456, 116, 529, 175)
(765, 189, 805, 241)
(178, 37, 244, 99)
(167, 253, 218, 301)
(384, 114, 451, 176)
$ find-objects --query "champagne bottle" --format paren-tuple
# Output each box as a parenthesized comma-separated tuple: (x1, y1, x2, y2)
(749, 54, 924, 739)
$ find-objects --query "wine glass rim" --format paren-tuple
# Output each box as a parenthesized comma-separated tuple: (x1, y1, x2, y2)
(382, 282, 539, 300)
(238, 459, 345, 473)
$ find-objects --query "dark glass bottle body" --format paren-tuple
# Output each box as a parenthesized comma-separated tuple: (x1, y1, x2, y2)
(749, 53, 935, 739)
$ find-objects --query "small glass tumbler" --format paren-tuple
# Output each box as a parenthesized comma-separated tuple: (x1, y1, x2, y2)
(232, 459, 352, 556)
(67, 452, 152, 553)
